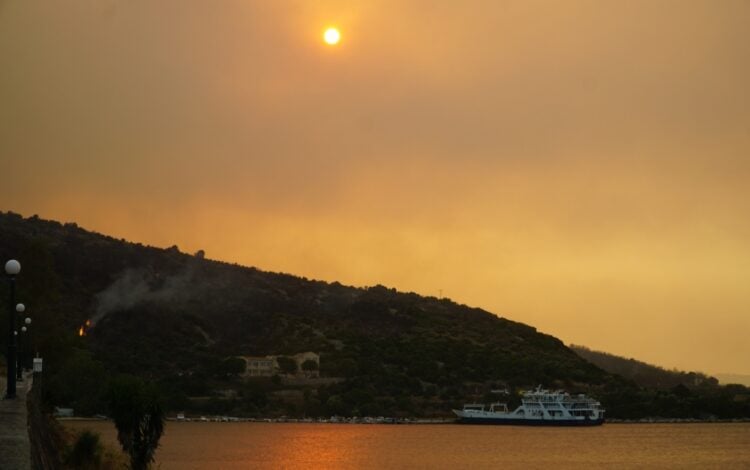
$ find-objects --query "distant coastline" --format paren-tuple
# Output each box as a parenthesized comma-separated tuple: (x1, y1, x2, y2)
(715, 373, 750, 387)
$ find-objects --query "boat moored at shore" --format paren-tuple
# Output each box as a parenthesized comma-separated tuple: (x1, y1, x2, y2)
(453, 386, 605, 426)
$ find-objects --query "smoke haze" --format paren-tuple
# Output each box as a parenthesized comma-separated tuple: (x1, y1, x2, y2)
(1, 0, 749, 374)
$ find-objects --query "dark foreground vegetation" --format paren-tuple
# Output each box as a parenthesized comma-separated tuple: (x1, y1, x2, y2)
(27, 375, 157, 470)
(2, 211, 748, 422)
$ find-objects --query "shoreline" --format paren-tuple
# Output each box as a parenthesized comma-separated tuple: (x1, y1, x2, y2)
(58, 416, 750, 425)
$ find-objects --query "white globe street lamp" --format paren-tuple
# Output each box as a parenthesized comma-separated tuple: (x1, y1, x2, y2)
(5, 259, 21, 275)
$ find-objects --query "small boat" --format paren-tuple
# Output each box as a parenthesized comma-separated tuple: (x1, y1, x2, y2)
(453, 386, 605, 426)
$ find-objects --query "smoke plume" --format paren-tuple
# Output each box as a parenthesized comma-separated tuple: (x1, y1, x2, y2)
(91, 266, 196, 326)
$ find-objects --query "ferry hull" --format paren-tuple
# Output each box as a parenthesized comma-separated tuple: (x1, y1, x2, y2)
(455, 417, 605, 426)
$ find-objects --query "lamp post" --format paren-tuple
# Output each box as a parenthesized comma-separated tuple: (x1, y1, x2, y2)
(26, 316, 34, 366)
(5, 260, 21, 399)
(17, 317, 30, 381)
(18, 327, 26, 381)
(24, 317, 30, 370)
(14, 304, 25, 382)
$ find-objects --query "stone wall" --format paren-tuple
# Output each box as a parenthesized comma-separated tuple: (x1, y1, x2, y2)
(26, 376, 63, 470)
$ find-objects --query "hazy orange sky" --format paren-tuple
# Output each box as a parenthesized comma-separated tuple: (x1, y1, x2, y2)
(1, 1, 749, 375)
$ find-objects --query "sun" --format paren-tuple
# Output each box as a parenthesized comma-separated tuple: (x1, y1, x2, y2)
(323, 27, 341, 46)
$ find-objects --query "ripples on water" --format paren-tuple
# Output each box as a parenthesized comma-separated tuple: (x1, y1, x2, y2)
(66, 421, 750, 469)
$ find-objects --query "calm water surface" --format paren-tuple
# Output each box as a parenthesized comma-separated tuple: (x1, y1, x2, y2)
(66, 421, 750, 469)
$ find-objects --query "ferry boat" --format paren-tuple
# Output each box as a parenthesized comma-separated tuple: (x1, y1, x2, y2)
(453, 386, 605, 426)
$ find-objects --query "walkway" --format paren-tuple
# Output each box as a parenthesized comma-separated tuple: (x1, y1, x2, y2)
(0, 373, 32, 470)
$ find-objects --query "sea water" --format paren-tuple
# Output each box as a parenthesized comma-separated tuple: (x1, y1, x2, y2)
(66, 421, 750, 469)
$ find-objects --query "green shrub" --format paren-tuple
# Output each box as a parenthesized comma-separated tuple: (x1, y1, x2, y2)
(66, 430, 102, 469)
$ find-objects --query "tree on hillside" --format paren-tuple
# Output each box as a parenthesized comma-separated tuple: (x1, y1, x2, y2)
(219, 357, 247, 377)
(45, 349, 108, 416)
(107, 375, 165, 470)
(276, 356, 298, 375)
(302, 359, 318, 372)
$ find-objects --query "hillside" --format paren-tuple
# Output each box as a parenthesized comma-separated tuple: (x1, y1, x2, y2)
(570, 345, 720, 390)
(1, 211, 748, 420)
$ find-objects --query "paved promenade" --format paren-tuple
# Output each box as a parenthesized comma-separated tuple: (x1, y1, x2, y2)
(0, 374, 32, 470)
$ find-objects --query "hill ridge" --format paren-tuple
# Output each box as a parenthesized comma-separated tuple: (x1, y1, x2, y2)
(2, 210, 748, 420)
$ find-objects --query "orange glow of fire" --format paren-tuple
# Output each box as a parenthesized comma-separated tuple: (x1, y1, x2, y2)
(78, 319, 92, 337)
